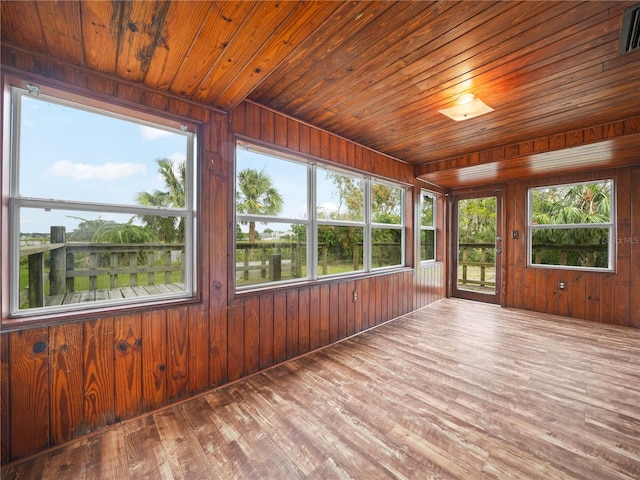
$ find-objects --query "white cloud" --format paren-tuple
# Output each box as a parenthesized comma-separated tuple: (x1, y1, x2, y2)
(318, 202, 338, 213)
(140, 125, 173, 141)
(48, 159, 147, 181)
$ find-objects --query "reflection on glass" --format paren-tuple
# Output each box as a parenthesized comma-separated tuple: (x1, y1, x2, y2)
(317, 225, 364, 276)
(420, 230, 435, 261)
(18, 208, 186, 310)
(317, 171, 364, 221)
(372, 228, 402, 268)
(531, 227, 609, 268)
(235, 222, 307, 287)
(371, 182, 402, 225)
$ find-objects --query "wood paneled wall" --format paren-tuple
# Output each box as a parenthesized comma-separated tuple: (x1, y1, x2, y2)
(0, 56, 445, 464)
(503, 166, 640, 328)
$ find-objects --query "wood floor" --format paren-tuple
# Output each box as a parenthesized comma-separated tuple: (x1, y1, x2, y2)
(3, 298, 640, 479)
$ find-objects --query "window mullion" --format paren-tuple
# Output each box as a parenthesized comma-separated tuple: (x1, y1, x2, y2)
(364, 179, 371, 272)
(309, 164, 318, 280)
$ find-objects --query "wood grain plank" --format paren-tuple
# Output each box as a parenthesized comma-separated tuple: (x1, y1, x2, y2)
(286, 290, 299, 359)
(244, 296, 260, 375)
(115, 1, 170, 82)
(141, 309, 167, 411)
(227, 300, 244, 381)
(113, 314, 142, 422)
(0, 334, 8, 464)
(308, 285, 321, 351)
(259, 293, 275, 369)
(188, 305, 209, 395)
(298, 287, 310, 355)
(273, 291, 287, 364)
(84, 318, 115, 432)
(49, 323, 84, 445)
(319, 284, 330, 348)
(166, 308, 189, 401)
(81, 0, 120, 72)
(9, 328, 50, 459)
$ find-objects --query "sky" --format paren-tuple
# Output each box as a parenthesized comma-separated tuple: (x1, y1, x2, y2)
(18, 94, 188, 235)
(236, 146, 351, 233)
(17, 91, 351, 238)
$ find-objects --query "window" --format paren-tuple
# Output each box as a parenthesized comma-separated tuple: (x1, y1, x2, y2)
(419, 190, 436, 262)
(528, 179, 614, 270)
(235, 142, 406, 288)
(8, 83, 197, 317)
(236, 144, 309, 287)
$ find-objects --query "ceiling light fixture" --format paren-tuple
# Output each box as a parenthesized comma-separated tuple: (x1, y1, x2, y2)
(438, 93, 494, 121)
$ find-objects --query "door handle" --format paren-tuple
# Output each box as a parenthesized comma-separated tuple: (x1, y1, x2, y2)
(496, 247, 502, 254)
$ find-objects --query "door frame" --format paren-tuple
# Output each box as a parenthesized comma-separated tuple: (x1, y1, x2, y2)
(448, 188, 504, 305)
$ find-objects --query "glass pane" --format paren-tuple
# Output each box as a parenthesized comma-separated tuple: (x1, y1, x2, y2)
(236, 222, 307, 287)
(531, 180, 612, 224)
(372, 228, 402, 268)
(317, 170, 364, 222)
(317, 225, 364, 275)
(236, 146, 308, 220)
(19, 94, 190, 206)
(420, 193, 434, 226)
(17, 207, 187, 311)
(420, 229, 435, 262)
(457, 197, 497, 294)
(371, 182, 402, 225)
(531, 227, 610, 268)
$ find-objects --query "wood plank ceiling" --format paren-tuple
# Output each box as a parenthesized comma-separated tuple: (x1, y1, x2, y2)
(2, 1, 640, 186)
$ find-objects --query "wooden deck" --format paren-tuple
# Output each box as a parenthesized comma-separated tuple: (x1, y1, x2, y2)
(44, 283, 185, 306)
(3, 298, 640, 479)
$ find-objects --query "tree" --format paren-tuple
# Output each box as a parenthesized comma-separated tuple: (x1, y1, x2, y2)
(68, 217, 155, 243)
(531, 181, 611, 267)
(236, 168, 283, 243)
(136, 158, 185, 243)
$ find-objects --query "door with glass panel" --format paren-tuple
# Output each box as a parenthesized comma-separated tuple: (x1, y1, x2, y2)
(451, 191, 502, 304)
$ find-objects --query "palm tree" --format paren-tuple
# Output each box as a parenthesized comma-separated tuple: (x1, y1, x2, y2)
(136, 158, 185, 243)
(236, 168, 283, 243)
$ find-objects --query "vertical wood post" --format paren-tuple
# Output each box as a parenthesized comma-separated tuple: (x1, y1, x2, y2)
(28, 252, 44, 307)
(66, 252, 74, 292)
(49, 226, 66, 296)
(269, 254, 281, 282)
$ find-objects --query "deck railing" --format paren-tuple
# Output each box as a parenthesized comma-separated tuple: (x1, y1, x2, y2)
(20, 227, 184, 308)
(458, 243, 496, 288)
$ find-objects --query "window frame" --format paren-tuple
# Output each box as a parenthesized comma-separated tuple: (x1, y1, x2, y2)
(527, 178, 615, 272)
(5, 79, 200, 320)
(234, 141, 407, 291)
(418, 189, 437, 264)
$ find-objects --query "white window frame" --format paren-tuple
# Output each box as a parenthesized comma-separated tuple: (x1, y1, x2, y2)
(6, 82, 198, 318)
(234, 142, 407, 290)
(418, 190, 437, 264)
(527, 179, 615, 272)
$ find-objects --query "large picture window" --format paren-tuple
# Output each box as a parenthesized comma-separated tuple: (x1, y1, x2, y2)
(8, 84, 197, 316)
(235, 142, 406, 289)
(528, 179, 614, 270)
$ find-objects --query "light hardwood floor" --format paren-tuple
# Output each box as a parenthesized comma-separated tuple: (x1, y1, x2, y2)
(3, 298, 640, 479)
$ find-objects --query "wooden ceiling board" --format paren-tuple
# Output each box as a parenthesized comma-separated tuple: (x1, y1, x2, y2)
(36, 0, 83, 65)
(142, 1, 215, 92)
(303, 1, 540, 125)
(1, 1, 47, 56)
(254, 0, 440, 116)
(1, 0, 639, 187)
(203, 1, 339, 109)
(165, 1, 255, 98)
(320, 3, 621, 149)
(115, 1, 170, 82)
(80, 1, 120, 73)
(248, 1, 396, 110)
